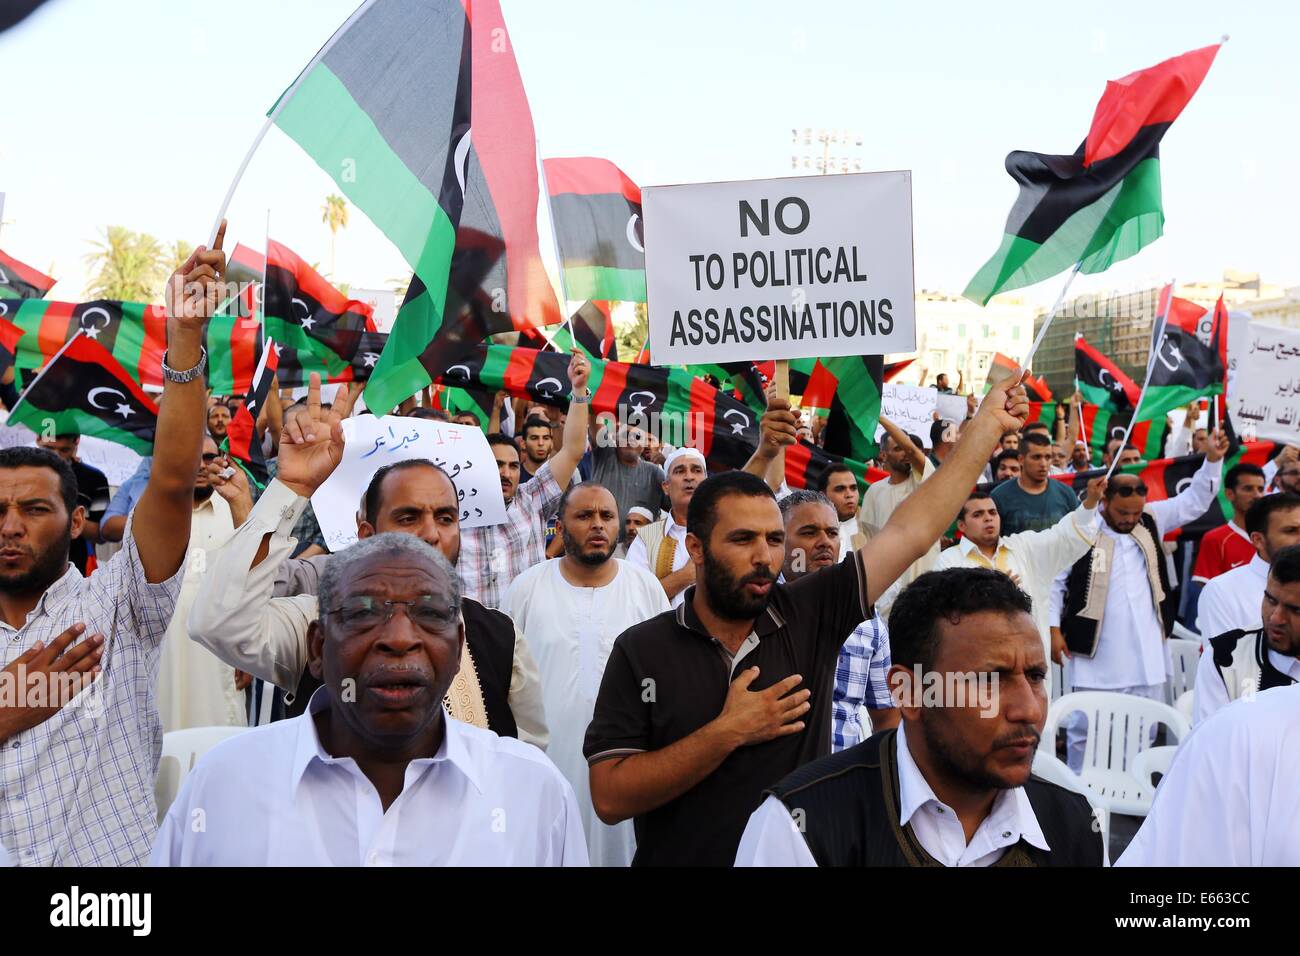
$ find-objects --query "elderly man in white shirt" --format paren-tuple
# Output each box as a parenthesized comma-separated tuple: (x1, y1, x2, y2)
(154, 534, 587, 866)
(1118, 683, 1300, 866)
(626, 447, 705, 608)
(1050, 430, 1227, 771)
(504, 482, 668, 867)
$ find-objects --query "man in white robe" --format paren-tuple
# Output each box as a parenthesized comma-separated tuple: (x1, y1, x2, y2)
(504, 482, 669, 867)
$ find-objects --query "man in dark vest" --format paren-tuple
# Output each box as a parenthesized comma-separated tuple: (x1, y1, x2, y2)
(186, 378, 547, 747)
(1198, 543, 1300, 721)
(736, 567, 1102, 866)
(1050, 430, 1227, 771)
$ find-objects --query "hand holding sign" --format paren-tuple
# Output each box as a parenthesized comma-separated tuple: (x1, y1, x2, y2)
(756, 395, 799, 459)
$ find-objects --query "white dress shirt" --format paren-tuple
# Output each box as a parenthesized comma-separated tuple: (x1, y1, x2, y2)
(186, 479, 549, 749)
(1118, 683, 1300, 866)
(1196, 554, 1269, 648)
(838, 518, 859, 560)
(625, 512, 690, 609)
(734, 723, 1049, 867)
(151, 689, 589, 866)
(1050, 457, 1221, 689)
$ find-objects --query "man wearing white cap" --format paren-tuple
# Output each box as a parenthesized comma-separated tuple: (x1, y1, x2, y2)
(626, 446, 707, 608)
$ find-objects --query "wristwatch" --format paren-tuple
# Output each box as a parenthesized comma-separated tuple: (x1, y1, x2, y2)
(161, 347, 208, 384)
(571, 388, 591, 404)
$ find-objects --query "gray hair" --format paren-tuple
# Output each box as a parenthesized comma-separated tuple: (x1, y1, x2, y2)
(318, 532, 462, 618)
(779, 489, 833, 518)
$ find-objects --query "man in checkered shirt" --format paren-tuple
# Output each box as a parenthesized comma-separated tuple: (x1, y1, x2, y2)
(457, 351, 591, 609)
(776, 489, 899, 752)
(0, 232, 226, 866)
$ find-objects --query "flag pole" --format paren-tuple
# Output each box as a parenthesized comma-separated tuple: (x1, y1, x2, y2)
(1104, 278, 1175, 480)
(203, 0, 380, 247)
(535, 141, 577, 350)
(1019, 260, 1083, 373)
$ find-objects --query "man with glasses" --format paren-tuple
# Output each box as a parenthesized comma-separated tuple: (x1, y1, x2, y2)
(155, 533, 587, 866)
(1051, 429, 1228, 771)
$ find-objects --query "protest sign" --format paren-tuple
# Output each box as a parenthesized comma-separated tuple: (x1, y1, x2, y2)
(935, 393, 969, 427)
(313, 415, 507, 552)
(1229, 323, 1300, 446)
(0, 415, 142, 485)
(876, 382, 937, 448)
(643, 170, 915, 365)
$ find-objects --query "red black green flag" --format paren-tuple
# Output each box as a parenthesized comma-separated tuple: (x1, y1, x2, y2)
(1075, 332, 1138, 410)
(1135, 306, 1226, 425)
(0, 249, 56, 301)
(223, 336, 279, 488)
(543, 157, 645, 302)
(0, 316, 22, 381)
(965, 45, 1219, 304)
(7, 332, 158, 454)
(7, 298, 169, 390)
(264, 239, 376, 378)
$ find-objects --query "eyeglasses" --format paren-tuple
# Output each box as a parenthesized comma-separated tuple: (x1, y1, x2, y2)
(1109, 482, 1148, 498)
(201, 453, 219, 463)
(322, 595, 460, 634)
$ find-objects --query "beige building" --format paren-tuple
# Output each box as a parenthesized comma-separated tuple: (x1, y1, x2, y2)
(895, 290, 1038, 392)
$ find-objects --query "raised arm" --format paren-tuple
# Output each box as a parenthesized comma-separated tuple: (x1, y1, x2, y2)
(132, 223, 226, 582)
(860, 377, 1028, 606)
(742, 389, 798, 491)
(545, 350, 591, 490)
(877, 414, 927, 476)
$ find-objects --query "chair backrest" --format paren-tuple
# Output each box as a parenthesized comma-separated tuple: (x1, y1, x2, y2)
(1171, 620, 1201, 645)
(1165, 638, 1201, 702)
(1042, 691, 1190, 777)
(1130, 745, 1179, 792)
(155, 725, 250, 824)
(1174, 689, 1195, 724)
(1031, 751, 1110, 864)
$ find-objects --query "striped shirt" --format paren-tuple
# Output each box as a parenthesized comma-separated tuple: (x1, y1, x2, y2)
(0, 520, 181, 866)
(832, 615, 894, 752)
(458, 459, 564, 609)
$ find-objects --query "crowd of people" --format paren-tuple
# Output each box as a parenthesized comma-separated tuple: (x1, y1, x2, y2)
(1, 240, 1298, 868)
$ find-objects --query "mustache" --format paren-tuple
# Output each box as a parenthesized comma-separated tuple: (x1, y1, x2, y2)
(739, 567, 778, 586)
(991, 725, 1041, 749)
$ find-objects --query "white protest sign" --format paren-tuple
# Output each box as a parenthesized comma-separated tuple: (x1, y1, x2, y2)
(935, 393, 970, 427)
(643, 170, 915, 365)
(876, 383, 937, 448)
(312, 415, 506, 552)
(1229, 323, 1300, 446)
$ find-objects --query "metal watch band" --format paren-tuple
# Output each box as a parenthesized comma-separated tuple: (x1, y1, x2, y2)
(161, 346, 208, 384)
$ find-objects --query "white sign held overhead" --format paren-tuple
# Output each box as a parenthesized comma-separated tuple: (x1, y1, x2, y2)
(312, 416, 507, 552)
(1230, 324, 1300, 446)
(643, 170, 916, 365)
(876, 383, 938, 449)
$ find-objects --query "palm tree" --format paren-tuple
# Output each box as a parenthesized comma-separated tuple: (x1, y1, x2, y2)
(83, 226, 167, 302)
(166, 239, 195, 276)
(617, 302, 650, 360)
(321, 193, 349, 279)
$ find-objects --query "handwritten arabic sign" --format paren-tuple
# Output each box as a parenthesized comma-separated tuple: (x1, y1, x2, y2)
(875, 383, 937, 448)
(312, 415, 507, 552)
(1230, 324, 1300, 445)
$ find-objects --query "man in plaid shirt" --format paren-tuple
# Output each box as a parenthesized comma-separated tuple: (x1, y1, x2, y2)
(777, 489, 898, 752)
(0, 230, 224, 865)
(458, 351, 591, 609)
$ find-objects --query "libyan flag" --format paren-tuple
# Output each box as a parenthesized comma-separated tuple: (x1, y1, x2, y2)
(964, 45, 1219, 305)
(7, 332, 158, 454)
(1075, 332, 1139, 410)
(0, 249, 56, 301)
(543, 157, 645, 302)
(1135, 314, 1226, 426)
(1081, 402, 1167, 463)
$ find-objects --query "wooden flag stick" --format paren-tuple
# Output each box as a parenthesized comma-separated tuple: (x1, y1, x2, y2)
(773, 359, 790, 399)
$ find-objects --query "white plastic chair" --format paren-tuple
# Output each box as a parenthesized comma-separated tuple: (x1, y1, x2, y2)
(1040, 691, 1190, 817)
(1174, 689, 1195, 724)
(1171, 620, 1201, 645)
(1032, 751, 1110, 864)
(1130, 745, 1179, 794)
(1165, 638, 1200, 704)
(155, 725, 250, 824)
